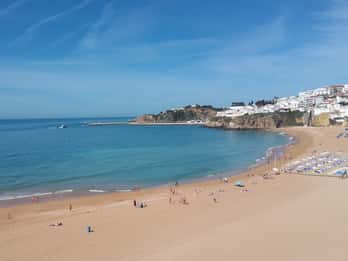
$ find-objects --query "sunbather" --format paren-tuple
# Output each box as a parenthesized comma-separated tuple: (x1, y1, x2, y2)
(49, 222, 63, 227)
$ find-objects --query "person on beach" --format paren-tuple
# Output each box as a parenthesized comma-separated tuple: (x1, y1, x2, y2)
(49, 222, 63, 227)
(133, 200, 137, 207)
(87, 226, 93, 233)
(180, 196, 188, 205)
(69, 203, 72, 212)
(170, 186, 176, 195)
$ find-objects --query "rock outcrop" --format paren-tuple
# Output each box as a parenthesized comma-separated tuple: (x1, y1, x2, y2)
(205, 111, 305, 130)
(136, 106, 305, 130)
(136, 105, 221, 123)
(312, 113, 330, 127)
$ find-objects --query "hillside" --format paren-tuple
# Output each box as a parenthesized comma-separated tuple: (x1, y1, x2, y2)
(135, 105, 221, 123)
(136, 106, 305, 129)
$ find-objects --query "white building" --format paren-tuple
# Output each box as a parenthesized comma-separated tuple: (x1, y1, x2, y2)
(216, 105, 255, 117)
(215, 84, 348, 120)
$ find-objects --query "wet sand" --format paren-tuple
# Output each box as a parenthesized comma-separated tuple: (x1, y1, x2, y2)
(1, 127, 348, 261)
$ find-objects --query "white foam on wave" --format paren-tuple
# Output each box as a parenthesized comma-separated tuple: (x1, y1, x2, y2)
(54, 189, 74, 194)
(0, 192, 53, 201)
(114, 189, 132, 192)
(0, 189, 74, 201)
(88, 189, 107, 193)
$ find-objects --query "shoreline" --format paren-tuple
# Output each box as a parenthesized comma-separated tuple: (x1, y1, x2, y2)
(0, 127, 309, 217)
(3, 126, 348, 261)
(0, 128, 294, 208)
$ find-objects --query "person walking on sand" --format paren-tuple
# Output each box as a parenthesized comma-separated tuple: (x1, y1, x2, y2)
(69, 203, 72, 212)
(133, 200, 137, 207)
(170, 186, 176, 195)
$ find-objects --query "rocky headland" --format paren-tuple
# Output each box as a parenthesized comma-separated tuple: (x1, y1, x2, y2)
(135, 105, 306, 130)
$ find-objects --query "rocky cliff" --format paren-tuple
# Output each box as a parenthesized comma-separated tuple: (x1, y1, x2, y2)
(205, 111, 305, 130)
(136, 106, 305, 129)
(312, 113, 330, 127)
(136, 105, 221, 123)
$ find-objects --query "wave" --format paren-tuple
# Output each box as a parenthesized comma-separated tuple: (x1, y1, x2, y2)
(113, 189, 132, 192)
(88, 189, 107, 193)
(54, 189, 74, 194)
(0, 189, 74, 201)
(0, 192, 53, 201)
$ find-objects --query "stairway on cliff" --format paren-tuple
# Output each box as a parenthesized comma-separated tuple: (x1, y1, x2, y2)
(304, 110, 313, 126)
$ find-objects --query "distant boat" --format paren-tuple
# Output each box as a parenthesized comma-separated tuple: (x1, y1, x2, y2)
(58, 124, 67, 129)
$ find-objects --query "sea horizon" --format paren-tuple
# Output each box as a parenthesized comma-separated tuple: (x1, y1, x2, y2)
(0, 116, 136, 121)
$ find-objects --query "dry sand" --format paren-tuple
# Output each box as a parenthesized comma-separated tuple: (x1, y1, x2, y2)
(1, 126, 348, 261)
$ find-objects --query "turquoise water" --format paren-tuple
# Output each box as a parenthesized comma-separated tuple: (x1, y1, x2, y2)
(0, 118, 289, 201)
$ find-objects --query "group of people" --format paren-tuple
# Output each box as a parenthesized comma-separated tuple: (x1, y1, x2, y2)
(133, 199, 147, 208)
(168, 181, 190, 205)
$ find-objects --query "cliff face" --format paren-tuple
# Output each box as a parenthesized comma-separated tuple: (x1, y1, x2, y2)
(136, 106, 220, 123)
(312, 113, 330, 127)
(205, 111, 305, 130)
(136, 107, 305, 129)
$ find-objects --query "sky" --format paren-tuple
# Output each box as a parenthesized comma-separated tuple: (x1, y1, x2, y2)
(0, 0, 348, 118)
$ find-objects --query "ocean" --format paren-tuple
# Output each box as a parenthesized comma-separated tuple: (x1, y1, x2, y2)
(0, 118, 289, 201)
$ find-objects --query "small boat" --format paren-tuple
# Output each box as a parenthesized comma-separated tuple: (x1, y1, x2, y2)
(58, 124, 67, 129)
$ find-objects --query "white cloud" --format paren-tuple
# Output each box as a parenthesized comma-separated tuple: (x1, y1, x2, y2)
(79, 1, 156, 51)
(20, 36, 219, 68)
(11, 0, 94, 45)
(0, 0, 28, 17)
(79, 1, 115, 50)
(204, 15, 287, 74)
(194, 0, 348, 95)
(3, 0, 348, 116)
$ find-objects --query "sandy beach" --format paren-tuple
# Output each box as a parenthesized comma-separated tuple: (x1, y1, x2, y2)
(1, 126, 348, 261)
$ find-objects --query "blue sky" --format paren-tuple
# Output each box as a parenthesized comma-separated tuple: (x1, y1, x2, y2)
(0, 0, 347, 118)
